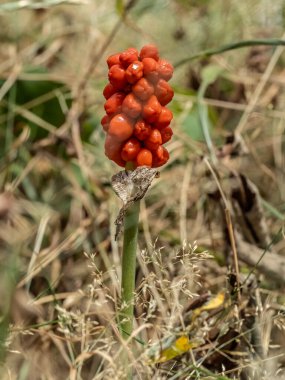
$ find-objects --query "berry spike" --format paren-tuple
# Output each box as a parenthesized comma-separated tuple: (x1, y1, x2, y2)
(102, 45, 174, 168)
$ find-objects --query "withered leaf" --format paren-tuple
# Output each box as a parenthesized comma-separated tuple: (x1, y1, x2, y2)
(217, 133, 249, 158)
(232, 174, 271, 248)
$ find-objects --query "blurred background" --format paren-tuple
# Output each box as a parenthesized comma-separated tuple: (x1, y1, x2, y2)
(0, 1, 285, 379)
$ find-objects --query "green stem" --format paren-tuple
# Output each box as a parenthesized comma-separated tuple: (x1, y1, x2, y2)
(120, 200, 140, 339)
(174, 38, 285, 68)
(197, 82, 217, 164)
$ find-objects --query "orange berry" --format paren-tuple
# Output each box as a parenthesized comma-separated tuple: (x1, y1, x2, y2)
(122, 93, 142, 119)
(103, 83, 117, 99)
(108, 113, 134, 142)
(139, 44, 159, 61)
(155, 79, 174, 105)
(132, 77, 154, 101)
(160, 126, 173, 143)
(108, 65, 127, 88)
(142, 95, 162, 123)
(133, 119, 151, 140)
(104, 92, 125, 115)
(125, 61, 144, 84)
(153, 145, 164, 160)
(121, 138, 141, 161)
(142, 58, 159, 83)
(120, 48, 139, 68)
(144, 129, 162, 151)
(104, 134, 125, 167)
(152, 146, 169, 167)
(153, 107, 173, 129)
(157, 59, 174, 81)
(136, 148, 153, 167)
(107, 53, 121, 68)
(101, 114, 111, 132)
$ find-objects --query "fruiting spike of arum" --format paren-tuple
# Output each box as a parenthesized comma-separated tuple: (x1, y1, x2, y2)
(102, 44, 174, 168)
(103, 47, 173, 378)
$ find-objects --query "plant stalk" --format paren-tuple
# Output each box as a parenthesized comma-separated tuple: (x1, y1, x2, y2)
(120, 200, 140, 339)
(174, 38, 285, 68)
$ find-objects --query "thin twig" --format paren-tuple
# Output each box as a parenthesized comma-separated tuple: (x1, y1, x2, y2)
(240, 227, 284, 286)
(204, 157, 241, 302)
(235, 33, 285, 134)
(179, 162, 192, 243)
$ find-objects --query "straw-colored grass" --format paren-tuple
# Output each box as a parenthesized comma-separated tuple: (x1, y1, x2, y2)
(0, 1, 285, 379)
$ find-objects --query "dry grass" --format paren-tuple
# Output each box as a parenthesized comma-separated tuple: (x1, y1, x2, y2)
(0, 0, 285, 379)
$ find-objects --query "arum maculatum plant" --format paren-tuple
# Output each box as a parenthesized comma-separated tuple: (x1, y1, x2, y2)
(101, 44, 174, 363)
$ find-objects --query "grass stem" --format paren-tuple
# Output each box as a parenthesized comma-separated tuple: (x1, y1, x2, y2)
(174, 38, 285, 68)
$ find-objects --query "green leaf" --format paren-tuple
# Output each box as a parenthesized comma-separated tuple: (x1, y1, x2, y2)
(182, 106, 213, 142)
(261, 198, 285, 221)
(0, 0, 85, 11)
(82, 116, 100, 142)
(116, 0, 124, 15)
(0, 67, 71, 142)
(201, 64, 224, 86)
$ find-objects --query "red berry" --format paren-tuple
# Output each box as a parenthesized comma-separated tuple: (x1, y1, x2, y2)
(152, 146, 169, 168)
(108, 113, 134, 142)
(142, 58, 159, 83)
(120, 48, 139, 68)
(133, 119, 152, 140)
(104, 134, 125, 167)
(122, 93, 142, 119)
(125, 61, 144, 84)
(101, 114, 111, 132)
(136, 149, 153, 167)
(139, 44, 159, 61)
(132, 77, 154, 101)
(107, 53, 121, 68)
(157, 59, 174, 81)
(108, 65, 127, 88)
(142, 95, 162, 123)
(104, 92, 125, 115)
(144, 129, 162, 151)
(160, 126, 173, 143)
(103, 83, 117, 99)
(155, 79, 174, 105)
(153, 107, 173, 129)
(121, 138, 141, 161)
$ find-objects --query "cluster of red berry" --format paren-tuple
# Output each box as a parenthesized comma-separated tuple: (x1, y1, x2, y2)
(101, 44, 174, 168)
